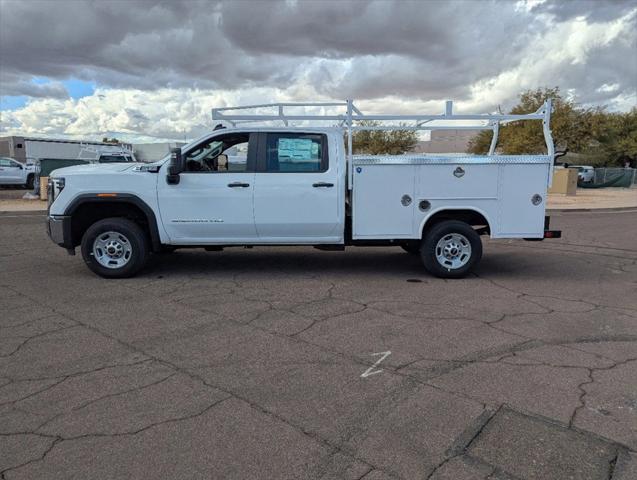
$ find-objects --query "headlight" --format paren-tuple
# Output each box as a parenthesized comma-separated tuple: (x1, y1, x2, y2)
(47, 179, 54, 210)
(47, 177, 65, 210)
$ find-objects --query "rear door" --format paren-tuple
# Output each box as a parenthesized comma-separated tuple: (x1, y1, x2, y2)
(252, 132, 342, 242)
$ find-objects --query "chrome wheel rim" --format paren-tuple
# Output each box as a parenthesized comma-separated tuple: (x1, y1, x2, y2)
(435, 233, 471, 270)
(92, 231, 132, 269)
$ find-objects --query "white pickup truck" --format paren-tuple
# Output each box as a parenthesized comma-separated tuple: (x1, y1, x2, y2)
(46, 100, 561, 278)
(0, 157, 37, 188)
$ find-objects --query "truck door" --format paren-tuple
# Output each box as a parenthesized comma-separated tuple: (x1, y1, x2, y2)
(157, 132, 257, 243)
(252, 132, 342, 242)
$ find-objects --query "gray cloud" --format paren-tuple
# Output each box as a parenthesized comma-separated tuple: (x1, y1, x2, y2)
(531, 0, 637, 21)
(0, 73, 68, 98)
(0, 0, 635, 116)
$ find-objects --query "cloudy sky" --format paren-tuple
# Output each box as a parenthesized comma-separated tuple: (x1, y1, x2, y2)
(1, 0, 635, 142)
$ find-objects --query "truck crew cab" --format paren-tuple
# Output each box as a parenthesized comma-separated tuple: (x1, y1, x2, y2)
(46, 100, 560, 279)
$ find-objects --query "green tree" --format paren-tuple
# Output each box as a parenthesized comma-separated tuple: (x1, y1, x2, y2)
(351, 121, 418, 155)
(468, 87, 608, 158)
(601, 108, 637, 167)
(102, 137, 120, 144)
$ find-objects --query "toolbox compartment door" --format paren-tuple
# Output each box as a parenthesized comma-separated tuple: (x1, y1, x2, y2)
(498, 164, 548, 237)
(352, 165, 415, 238)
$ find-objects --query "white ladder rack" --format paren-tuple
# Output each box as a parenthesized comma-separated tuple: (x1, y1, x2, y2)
(212, 99, 554, 190)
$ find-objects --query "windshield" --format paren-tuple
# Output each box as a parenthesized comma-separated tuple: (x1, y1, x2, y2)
(99, 155, 134, 163)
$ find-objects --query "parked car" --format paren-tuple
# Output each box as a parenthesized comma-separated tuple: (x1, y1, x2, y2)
(574, 165, 595, 183)
(46, 99, 561, 279)
(0, 157, 36, 188)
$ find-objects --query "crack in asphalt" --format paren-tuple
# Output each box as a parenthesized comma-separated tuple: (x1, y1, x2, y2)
(33, 370, 178, 435)
(426, 408, 499, 479)
(0, 325, 79, 358)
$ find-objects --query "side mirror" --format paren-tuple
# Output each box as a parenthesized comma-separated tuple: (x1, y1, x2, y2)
(167, 148, 183, 184)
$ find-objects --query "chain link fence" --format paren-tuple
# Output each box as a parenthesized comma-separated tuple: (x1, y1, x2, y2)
(590, 168, 636, 187)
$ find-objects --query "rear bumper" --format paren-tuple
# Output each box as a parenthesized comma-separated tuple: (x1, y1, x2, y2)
(543, 215, 561, 238)
(543, 229, 561, 239)
(46, 215, 73, 249)
(524, 216, 562, 241)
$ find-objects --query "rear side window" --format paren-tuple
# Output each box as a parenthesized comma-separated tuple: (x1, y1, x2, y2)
(264, 133, 326, 172)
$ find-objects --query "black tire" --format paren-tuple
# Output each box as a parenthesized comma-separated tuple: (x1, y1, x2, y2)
(401, 242, 421, 255)
(421, 220, 482, 279)
(81, 217, 149, 278)
(24, 174, 34, 190)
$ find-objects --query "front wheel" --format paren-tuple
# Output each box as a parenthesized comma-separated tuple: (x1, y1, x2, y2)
(81, 218, 149, 278)
(421, 220, 482, 278)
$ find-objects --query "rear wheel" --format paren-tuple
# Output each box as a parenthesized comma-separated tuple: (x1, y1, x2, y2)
(81, 218, 149, 278)
(421, 220, 482, 278)
(25, 174, 34, 190)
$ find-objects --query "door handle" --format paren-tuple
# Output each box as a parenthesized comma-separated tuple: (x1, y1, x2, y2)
(227, 182, 250, 188)
(312, 182, 334, 188)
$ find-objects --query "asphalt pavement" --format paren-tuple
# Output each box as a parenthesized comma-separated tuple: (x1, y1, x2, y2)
(1, 210, 636, 479)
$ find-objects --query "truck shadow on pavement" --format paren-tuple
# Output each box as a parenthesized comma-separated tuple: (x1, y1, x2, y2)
(141, 246, 573, 281)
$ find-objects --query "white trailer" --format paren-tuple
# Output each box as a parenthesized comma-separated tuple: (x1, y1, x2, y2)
(46, 99, 561, 279)
(21, 138, 135, 163)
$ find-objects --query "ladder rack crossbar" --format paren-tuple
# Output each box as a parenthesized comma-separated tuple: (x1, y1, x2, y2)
(215, 102, 348, 111)
(212, 113, 544, 122)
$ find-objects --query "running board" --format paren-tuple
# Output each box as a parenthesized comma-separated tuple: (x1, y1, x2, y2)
(314, 245, 346, 251)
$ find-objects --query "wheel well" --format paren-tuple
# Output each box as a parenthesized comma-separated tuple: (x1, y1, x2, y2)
(70, 202, 152, 248)
(421, 209, 490, 238)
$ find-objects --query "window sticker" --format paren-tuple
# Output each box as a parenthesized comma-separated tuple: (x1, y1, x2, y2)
(278, 138, 319, 162)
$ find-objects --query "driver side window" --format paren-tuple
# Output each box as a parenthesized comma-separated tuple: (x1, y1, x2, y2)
(184, 133, 250, 173)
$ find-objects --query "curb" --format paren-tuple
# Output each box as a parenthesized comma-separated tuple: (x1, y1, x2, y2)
(0, 210, 46, 216)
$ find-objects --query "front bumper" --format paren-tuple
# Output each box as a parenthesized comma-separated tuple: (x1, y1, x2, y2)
(46, 215, 73, 249)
